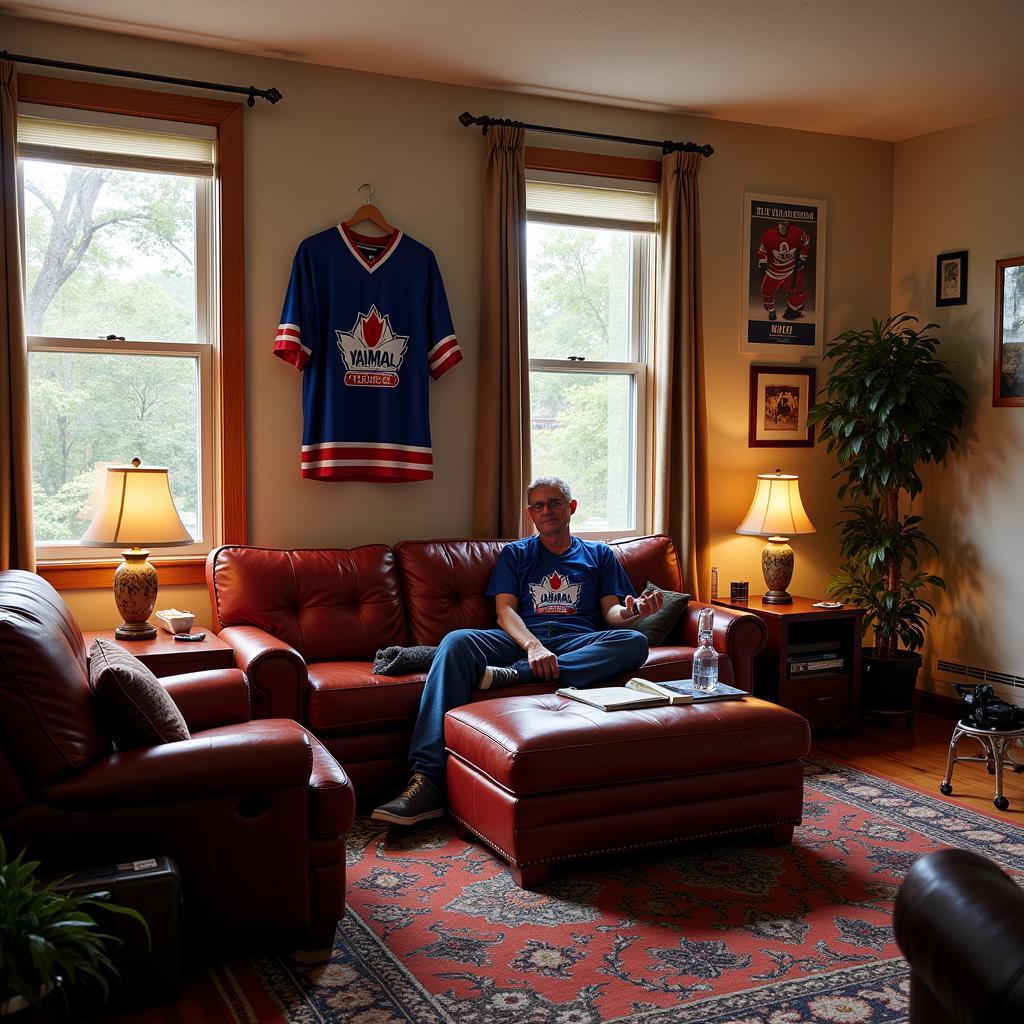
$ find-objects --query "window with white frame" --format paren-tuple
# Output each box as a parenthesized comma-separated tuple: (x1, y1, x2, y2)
(525, 175, 657, 537)
(17, 106, 218, 560)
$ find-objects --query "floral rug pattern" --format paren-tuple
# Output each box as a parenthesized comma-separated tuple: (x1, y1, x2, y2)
(213, 759, 1023, 1024)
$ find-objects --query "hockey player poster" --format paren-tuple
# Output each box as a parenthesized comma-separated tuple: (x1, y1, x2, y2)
(740, 192, 827, 357)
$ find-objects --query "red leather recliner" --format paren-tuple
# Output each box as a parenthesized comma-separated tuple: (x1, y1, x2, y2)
(0, 570, 354, 943)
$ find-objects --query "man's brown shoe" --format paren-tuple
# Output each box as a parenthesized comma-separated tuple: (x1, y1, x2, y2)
(371, 773, 445, 825)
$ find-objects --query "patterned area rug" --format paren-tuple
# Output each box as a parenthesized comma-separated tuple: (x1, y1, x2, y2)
(194, 759, 1023, 1023)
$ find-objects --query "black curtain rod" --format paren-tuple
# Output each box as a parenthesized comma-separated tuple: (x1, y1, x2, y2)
(458, 111, 713, 157)
(1, 50, 282, 106)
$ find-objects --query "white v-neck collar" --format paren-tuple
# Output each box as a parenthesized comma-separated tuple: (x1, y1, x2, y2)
(337, 224, 403, 274)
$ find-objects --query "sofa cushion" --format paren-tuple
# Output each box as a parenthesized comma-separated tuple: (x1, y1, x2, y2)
(208, 545, 407, 661)
(608, 535, 684, 594)
(396, 539, 509, 644)
(88, 639, 191, 749)
(307, 662, 427, 734)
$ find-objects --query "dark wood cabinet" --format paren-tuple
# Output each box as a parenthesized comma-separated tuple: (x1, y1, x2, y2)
(713, 596, 863, 732)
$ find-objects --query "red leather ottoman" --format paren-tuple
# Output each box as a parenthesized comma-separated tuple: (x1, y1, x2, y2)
(444, 693, 811, 887)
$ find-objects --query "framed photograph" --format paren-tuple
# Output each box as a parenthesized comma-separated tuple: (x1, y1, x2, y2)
(936, 250, 968, 306)
(994, 256, 1024, 407)
(740, 193, 827, 358)
(748, 365, 816, 447)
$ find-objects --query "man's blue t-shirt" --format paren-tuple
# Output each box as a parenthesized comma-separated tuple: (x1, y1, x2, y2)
(485, 536, 635, 636)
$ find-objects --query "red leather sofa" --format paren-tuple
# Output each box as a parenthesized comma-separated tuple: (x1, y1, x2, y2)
(206, 535, 767, 792)
(0, 570, 354, 943)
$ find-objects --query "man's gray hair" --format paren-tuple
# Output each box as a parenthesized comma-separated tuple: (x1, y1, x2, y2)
(525, 477, 573, 505)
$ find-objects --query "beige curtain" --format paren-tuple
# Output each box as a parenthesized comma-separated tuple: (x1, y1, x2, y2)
(472, 125, 531, 539)
(653, 150, 708, 598)
(0, 60, 34, 571)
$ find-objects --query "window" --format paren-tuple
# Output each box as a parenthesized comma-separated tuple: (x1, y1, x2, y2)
(15, 76, 246, 585)
(526, 174, 657, 536)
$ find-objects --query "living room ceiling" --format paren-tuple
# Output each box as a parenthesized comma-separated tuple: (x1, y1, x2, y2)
(8, 0, 1024, 142)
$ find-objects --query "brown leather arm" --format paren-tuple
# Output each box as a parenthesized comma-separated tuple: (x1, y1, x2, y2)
(894, 848, 1024, 1024)
(43, 721, 313, 807)
(680, 601, 767, 694)
(218, 626, 308, 721)
(162, 669, 250, 730)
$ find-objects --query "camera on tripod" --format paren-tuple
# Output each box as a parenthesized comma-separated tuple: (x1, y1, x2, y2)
(953, 682, 1024, 732)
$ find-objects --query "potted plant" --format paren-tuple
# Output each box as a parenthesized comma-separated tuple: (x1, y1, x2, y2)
(0, 837, 148, 1018)
(807, 314, 967, 714)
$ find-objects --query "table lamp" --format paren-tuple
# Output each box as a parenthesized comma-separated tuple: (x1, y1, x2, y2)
(736, 469, 816, 605)
(81, 459, 192, 640)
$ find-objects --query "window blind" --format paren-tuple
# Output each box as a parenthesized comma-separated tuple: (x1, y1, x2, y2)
(17, 116, 215, 178)
(526, 180, 658, 233)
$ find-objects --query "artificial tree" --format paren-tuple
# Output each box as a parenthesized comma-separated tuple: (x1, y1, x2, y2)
(808, 314, 967, 671)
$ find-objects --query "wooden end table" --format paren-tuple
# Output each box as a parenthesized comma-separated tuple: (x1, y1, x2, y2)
(713, 596, 863, 733)
(83, 628, 235, 678)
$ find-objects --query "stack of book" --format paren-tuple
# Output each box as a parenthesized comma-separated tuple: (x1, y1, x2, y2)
(788, 641, 844, 675)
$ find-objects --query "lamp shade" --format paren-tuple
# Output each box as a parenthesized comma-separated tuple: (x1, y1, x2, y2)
(736, 471, 816, 538)
(81, 461, 191, 548)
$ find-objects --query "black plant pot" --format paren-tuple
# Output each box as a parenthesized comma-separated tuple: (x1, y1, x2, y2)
(861, 648, 923, 715)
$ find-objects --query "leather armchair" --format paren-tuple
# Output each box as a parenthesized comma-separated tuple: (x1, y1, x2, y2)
(0, 570, 354, 943)
(894, 848, 1024, 1023)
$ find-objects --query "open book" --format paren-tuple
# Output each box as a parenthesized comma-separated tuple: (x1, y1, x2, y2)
(555, 685, 687, 711)
(627, 677, 747, 703)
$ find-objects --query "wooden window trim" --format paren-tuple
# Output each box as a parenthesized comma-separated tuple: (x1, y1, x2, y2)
(20, 75, 247, 591)
(525, 146, 661, 183)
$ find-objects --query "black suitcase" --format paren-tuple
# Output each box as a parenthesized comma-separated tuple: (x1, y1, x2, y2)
(54, 856, 182, 1010)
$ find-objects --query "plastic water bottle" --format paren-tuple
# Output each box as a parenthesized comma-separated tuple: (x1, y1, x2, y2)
(692, 607, 719, 693)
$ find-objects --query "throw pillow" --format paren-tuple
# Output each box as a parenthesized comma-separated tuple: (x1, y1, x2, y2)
(88, 638, 191, 749)
(631, 582, 691, 645)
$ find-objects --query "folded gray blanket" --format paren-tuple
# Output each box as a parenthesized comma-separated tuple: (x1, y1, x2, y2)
(373, 645, 438, 675)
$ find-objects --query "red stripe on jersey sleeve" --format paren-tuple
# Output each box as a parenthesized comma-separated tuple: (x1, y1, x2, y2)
(274, 339, 308, 370)
(429, 343, 463, 381)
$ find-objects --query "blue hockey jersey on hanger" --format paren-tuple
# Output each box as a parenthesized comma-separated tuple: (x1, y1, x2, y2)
(274, 224, 462, 482)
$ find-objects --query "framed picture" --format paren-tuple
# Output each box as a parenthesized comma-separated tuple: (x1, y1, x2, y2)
(936, 250, 968, 306)
(740, 193, 827, 358)
(994, 256, 1024, 407)
(748, 365, 816, 447)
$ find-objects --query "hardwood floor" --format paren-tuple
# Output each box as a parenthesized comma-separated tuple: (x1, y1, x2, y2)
(813, 711, 1024, 823)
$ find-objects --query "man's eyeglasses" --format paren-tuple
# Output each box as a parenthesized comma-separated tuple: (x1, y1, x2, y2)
(527, 498, 567, 514)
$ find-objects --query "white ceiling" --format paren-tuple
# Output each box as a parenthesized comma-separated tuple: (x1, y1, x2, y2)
(9, 0, 1024, 142)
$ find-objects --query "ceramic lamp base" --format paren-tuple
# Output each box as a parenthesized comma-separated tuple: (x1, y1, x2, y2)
(113, 548, 158, 640)
(761, 536, 794, 605)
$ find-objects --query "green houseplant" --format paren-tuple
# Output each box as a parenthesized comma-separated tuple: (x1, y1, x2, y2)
(0, 837, 148, 1017)
(807, 314, 967, 712)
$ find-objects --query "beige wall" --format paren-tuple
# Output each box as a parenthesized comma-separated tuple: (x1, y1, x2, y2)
(5, 15, 893, 630)
(892, 109, 1024, 695)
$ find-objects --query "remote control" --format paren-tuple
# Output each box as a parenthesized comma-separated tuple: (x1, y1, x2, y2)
(173, 632, 207, 642)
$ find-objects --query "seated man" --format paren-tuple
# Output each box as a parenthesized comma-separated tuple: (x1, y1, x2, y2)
(372, 476, 663, 826)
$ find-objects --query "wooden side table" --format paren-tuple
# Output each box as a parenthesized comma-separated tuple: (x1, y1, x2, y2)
(83, 628, 235, 678)
(713, 596, 864, 733)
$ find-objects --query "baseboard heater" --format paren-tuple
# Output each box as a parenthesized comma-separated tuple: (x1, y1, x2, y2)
(933, 656, 1024, 706)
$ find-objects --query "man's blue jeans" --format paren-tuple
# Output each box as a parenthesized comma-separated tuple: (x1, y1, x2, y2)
(407, 624, 649, 786)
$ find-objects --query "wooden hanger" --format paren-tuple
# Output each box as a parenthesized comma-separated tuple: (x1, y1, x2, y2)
(345, 183, 394, 235)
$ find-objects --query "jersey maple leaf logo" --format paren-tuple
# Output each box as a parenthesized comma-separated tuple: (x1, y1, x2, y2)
(336, 305, 409, 387)
(529, 572, 582, 615)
